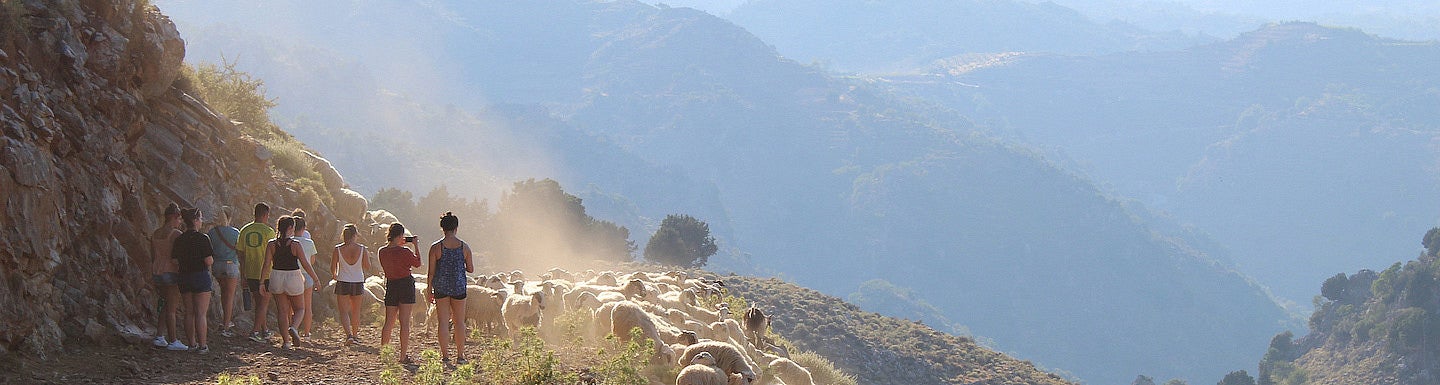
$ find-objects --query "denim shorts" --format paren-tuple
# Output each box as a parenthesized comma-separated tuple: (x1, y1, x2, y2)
(152, 272, 179, 286)
(212, 260, 241, 279)
(179, 271, 213, 293)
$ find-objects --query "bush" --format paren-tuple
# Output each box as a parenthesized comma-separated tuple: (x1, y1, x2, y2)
(215, 373, 261, 385)
(792, 350, 859, 385)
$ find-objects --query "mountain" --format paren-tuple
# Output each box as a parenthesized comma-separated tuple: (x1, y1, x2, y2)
(1253, 231, 1440, 385)
(880, 22, 1440, 306)
(0, 0, 364, 356)
(153, 1, 1296, 383)
(725, 0, 1213, 72)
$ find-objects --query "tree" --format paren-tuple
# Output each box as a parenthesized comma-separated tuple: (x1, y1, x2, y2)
(1163, 380, 1190, 385)
(481, 178, 633, 268)
(1424, 227, 1440, 256)
(370, 187, 418, 225)
(644, 214, 718, 268)
(1217, 370, 1256, 385)
(1321, 273, 1348, 302)
(1131, 375, 1157, 385)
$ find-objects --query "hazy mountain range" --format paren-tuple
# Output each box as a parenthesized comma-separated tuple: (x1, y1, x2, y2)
(144, 0, 1440, 383)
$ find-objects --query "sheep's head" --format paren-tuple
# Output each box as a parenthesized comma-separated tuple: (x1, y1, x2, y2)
(532, 291, 547, 310)
(680, 330, 699, 345)
(690, 351, 717, 366)
(510, 281, 526, 295)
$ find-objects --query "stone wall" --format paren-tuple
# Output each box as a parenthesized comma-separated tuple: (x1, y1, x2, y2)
(0, 0, 364, 356)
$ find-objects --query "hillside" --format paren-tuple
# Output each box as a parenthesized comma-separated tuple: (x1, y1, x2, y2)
(883, 21, 1440, 306)
(0, 0, 365, 356)
(151, 1, 1297, 383)
(726, 0, 1211, 72)
(1253, 230, 1440, 385)
(726, 276, 1073, 385)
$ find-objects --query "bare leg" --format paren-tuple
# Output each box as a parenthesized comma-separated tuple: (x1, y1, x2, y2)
(251, 282, 271, 336)
(348, 295, 363, 338)
(437, 299, 451, 361)
(219, 277, 237, 330)
(275, 294, 293, 347)
(382, 306, 398, 347)
(301, 288, 313, 336)
(451, 298, 467, 361)
(337, 293, 352, 339)
(164, 285, 181, 344)
(181, 292, 196, 347)
(288, 295, 305, 334)
(195, 291, 212, 348)
(399, 303, 413, 362)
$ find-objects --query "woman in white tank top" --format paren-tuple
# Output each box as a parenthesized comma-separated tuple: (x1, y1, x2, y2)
(331, 224, 371, 345)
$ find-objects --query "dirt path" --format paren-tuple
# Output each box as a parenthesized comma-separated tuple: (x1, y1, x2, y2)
(0, 320, 472, 384)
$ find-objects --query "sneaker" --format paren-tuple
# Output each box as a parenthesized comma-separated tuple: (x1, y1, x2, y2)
(220, 329, 235, 338)
(456, 358, 468, 366)
(262, 330, 275, 339)
(152, 336, 168, 347)
(248, 332, 266, 343)
(281, 342, 292, 350)
(166, 340, 190, 351)
(197, 345, 210, 354)
(287, 327, 300, 344)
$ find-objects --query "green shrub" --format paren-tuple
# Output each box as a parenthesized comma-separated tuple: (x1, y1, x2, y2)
(215, 373, 261, 385)
(472, 327, 574, 385)
(594, 328, 655, 385)
(379, 345, 404, 385)
(792, 350, 859, 385)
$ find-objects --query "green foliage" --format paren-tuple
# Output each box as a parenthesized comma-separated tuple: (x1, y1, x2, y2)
(1162, 380, 1190, 385)
(184, 59, 282, 140)
(473, 327, 574, 385)
(792, 350, 859, 385)
(416, 349, 447, 385)
(1132, 375, 1157, 385)
(379, 345, 404, 385)
(1217, 370, 1256, 385)
(643, 214, 718, 268)
(1425, 228, 1440, 256)
(1320, 273, 1348, 302)
(594, 328, 655, 385)
(215, 373, 261, 385)
(482, 178, 634, 266)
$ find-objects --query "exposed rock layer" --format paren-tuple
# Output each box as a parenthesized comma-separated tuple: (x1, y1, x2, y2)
(0, 1, 359, 356)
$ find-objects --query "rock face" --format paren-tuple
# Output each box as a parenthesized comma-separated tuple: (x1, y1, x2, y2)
(0, 1, 361, 356)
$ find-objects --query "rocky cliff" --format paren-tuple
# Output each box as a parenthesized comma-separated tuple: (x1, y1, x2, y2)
(0, 0, 363, 356)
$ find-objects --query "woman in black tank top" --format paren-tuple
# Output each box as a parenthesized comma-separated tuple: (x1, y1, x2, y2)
(261, 216, 320, 349)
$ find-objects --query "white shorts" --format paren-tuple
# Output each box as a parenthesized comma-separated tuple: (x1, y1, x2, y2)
(269, 269, 306, 296)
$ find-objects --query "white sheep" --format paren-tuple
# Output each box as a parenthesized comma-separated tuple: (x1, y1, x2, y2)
(609, 301, 675, 363)
(502, 290, 547, 339)
(680, 340, 757, 383)
(677, 352, 746, 385)
(762, 357, 815, 385)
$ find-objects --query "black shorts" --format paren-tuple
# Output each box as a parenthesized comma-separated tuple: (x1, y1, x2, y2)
(336, 281, 365, 296)
(434, 290, 467, 300)
(245, 278, 270, 295)
(385, 277, 416, 306)
(179, 271, 213, 293)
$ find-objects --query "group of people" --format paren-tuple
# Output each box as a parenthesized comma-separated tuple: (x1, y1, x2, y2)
(148, 201, 476, 364)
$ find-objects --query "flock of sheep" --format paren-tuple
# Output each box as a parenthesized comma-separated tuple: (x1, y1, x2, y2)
(315, 263, 819, 385)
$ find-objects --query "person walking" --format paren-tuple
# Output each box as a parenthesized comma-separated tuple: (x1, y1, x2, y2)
(332, 224, 371, 345)
(263, 216, 321, 350)
(379, 223, 421, 363)
(239, 203, 276, 342)
(173, 207, 215, 353)
(207, 206, 241, 337)
(427, 212, 474, 365)
(150, 203, 186, 351)
(290, 210, 321, 339)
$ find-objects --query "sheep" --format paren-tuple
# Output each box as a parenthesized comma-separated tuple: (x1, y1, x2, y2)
(502, 290, 547, 339)
(680, 340, 757, 383)
(657, 287, 700, 310)
(609, 301, 675, 364)
(481, 275, 506, 290)
(677, 352, 747, 385)
(466, 285, 507, 337)
(622, 279, 650, 300)
(743, 306, 770, 349)
(589, 271, 618, 287)
(571, 291, 602, 311)
(762, 357, 815, 385)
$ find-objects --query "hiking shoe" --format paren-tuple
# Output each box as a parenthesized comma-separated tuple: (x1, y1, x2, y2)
(281, 342, 292, 350)
(220, 329, 235, 338)
(197, 345, 210, 354)
(152, 336, 168, 347)
(456, 358, 469, 366)
(287, 327, 300, 344)
(248, 332, 266, 343)
(166, 340, 190, 351)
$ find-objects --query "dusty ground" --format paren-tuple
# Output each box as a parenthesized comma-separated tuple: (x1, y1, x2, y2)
(0, 315, 495, 384)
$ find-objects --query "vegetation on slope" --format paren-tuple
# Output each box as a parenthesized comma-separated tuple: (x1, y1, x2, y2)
(1255, 228, 1440, 385)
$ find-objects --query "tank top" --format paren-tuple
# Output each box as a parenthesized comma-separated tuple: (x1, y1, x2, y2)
(433, 240, 467, 296)
(337, 244, 366, 283)
(272, 238, 300, 271)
